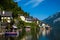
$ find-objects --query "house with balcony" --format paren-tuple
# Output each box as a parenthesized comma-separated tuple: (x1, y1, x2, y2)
(25, 16, 33, 23)
(18, 14, 26, 21)
(18, 14, 33, 23)
(0, 11, 13, 28)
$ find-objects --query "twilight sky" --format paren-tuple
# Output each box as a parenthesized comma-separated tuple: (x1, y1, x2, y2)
(14, 0, 60, 20)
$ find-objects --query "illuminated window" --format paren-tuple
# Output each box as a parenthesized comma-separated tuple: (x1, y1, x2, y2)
(7, 20, 11, 23)
(8, 17, 10, 19)
(1, 17, 3, 19)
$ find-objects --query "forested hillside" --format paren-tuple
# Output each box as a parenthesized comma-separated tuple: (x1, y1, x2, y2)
(0, 0, 29, 18)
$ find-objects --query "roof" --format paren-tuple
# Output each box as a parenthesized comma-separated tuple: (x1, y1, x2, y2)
(0, 11, 12, 17)
(25, 16, 33, 21)
(12, 25, 17, 28)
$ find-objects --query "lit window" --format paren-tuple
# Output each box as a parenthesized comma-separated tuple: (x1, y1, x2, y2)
(8, 17, 10, 19)
(7, 20, 11, 23)
(1, 17, 3, 19)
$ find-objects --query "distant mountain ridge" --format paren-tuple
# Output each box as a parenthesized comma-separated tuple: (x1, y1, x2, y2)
(43, 12, 60, 40)
(43, 12, 60, 27)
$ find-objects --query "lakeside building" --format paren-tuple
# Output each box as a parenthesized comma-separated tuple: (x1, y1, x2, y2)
(0, 10, 13, 33)
(18, 14, 33, 23)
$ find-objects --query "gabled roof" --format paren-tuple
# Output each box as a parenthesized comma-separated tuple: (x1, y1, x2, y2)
(0, 11, 12, 17)
(12, 25, 17, 28)
(25, 17, 33, 21)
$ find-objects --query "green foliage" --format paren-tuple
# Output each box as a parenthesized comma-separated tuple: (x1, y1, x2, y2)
(17, 21, 24, 29)
(31, 23, 38, 40)
(0, 0, 41, 40)
(0, 0, 29, 19)
(24, 12, 29, 17)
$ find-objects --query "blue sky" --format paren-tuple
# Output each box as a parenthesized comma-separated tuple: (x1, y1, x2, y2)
(14, 0, 60, 20)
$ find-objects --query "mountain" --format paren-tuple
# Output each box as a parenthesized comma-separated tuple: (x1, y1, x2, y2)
(43, 12, 60, 27)
(43, 12, 60, 40)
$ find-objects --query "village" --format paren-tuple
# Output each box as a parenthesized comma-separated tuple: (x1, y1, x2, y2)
(0, 10, 51, 40)
(0, 0, 60, 40)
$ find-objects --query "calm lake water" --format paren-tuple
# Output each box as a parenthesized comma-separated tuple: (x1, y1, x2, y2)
(0, 28, 60, 40)
(38, 28, 60, 40)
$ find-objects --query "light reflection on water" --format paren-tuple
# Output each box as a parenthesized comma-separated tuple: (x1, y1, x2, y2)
(42, 29, 46, 36)
(39, 27, 60, 40)
(39, 29, 50, 40)
(0, 29, 60, 40)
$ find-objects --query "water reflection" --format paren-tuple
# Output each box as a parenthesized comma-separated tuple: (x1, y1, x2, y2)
(0, 28, 37, 40)
(42, 29, 46, 36)
(1, 27, 60, 40)
(39, 28, 51, 40)
(39, 27, 60, 40)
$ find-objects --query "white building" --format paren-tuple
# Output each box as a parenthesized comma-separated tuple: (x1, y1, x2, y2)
(20, 15, 25, 21)
(19, 15, 32, 23)
(25, 17, 32, 23)
(42, 23, 46, 28)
